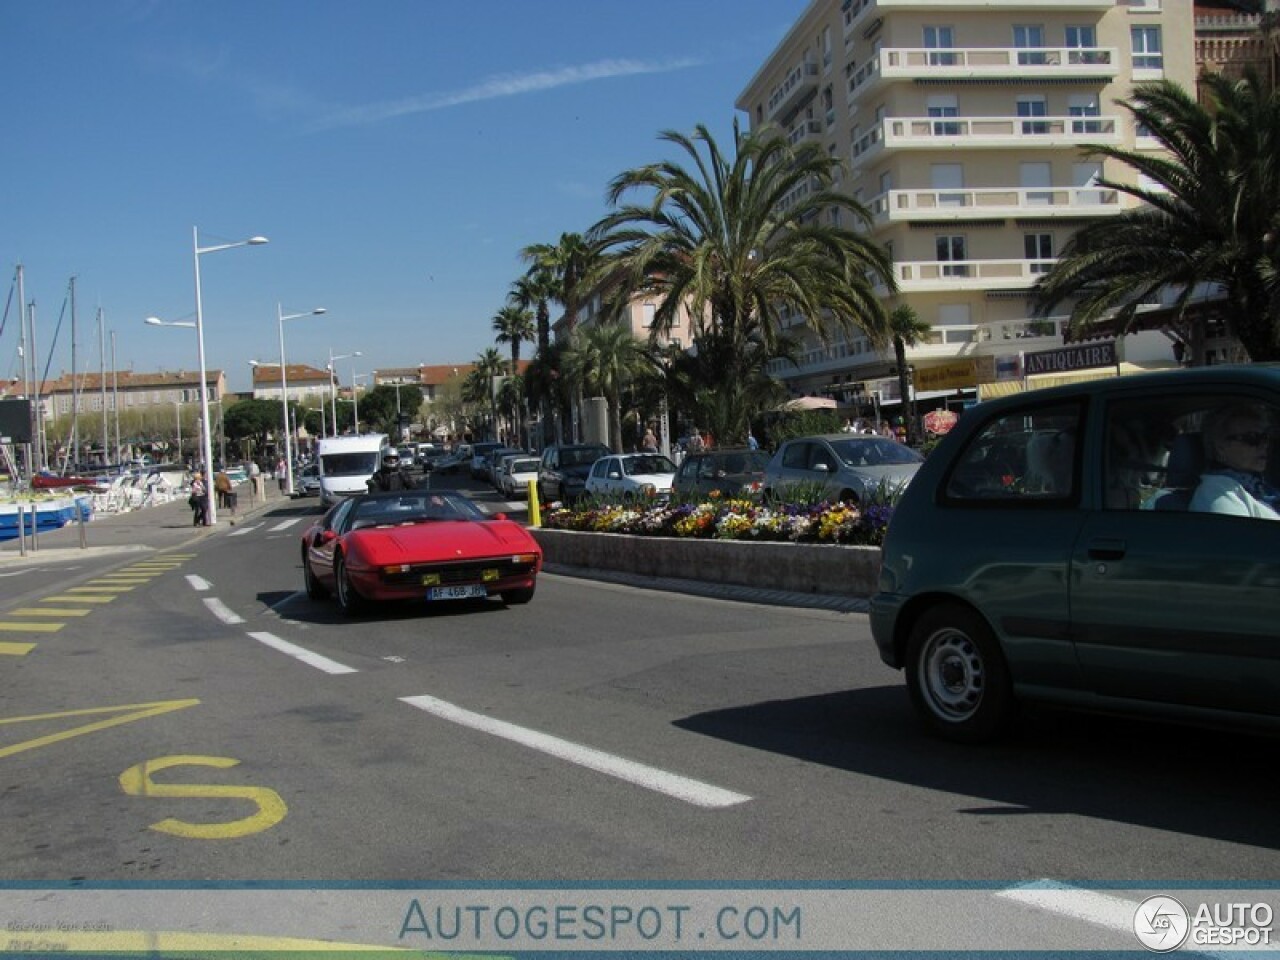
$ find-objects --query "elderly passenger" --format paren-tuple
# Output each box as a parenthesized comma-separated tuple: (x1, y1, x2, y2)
(1190, 402, 1280, 520)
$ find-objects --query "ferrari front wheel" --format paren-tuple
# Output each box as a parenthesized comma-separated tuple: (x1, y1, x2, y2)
(334, 554, 367, 616)
(302, 546, 329, 600)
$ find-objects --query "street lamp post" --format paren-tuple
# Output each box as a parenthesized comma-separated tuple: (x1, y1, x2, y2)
(275, 305, 325, 495)
(189, 228, 267, 525)
(351, 373, 368, 436)
(173, 401, 182, 467)
(327, 348, 361, 437)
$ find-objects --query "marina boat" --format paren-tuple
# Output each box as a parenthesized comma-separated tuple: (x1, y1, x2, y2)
(0, 495, 94, 542)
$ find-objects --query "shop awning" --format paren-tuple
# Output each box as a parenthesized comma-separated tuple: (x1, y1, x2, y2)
(977, 361, 1181, 401)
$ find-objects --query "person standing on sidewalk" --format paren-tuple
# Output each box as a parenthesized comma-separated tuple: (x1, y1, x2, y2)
(213, 469, 233, 510)
(189, 472, 209, 526)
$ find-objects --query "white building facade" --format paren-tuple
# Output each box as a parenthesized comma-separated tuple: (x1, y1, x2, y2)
(736, 0, 1195, 408)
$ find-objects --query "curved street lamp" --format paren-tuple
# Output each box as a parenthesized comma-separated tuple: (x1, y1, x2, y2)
(275, 306, 325, 494)
(327, 348, 362, 436)
(188, 228, 268, 525)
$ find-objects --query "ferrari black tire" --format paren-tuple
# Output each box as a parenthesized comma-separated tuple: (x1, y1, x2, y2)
(302, 547, 329, 600)
(334, 553, 367, 616)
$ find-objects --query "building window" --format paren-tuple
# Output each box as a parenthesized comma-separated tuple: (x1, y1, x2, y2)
(1069, 94, 1101, 134)
(1017, 96, 1048, 135)
(1131, 26, 1162, 71)
(923, 25, 957, 66)
(1065, 24, 1103, 64)
(937, 235, 968, 277)
(1013, 24, 1047, 66)
(928, 95, 960, 136)
(1024, 233, 1054, 274)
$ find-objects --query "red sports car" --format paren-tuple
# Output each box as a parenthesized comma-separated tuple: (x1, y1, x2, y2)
(300, 489, 542, 615)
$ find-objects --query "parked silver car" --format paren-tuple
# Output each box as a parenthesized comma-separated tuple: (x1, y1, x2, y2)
(762, 434, 923, 503)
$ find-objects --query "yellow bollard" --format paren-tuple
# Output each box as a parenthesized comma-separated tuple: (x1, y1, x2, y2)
(527, 478, 542, 527)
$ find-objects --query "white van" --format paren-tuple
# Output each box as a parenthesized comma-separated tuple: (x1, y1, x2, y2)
(316, 434, 388, 507)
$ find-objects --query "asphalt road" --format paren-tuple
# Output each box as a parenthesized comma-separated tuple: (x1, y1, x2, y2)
(2, 476, 1279, 949)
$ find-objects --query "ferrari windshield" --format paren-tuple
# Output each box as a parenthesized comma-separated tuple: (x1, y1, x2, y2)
(344, 491, 487, 531)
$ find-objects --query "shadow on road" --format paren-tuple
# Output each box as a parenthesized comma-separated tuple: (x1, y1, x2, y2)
(676, 688, 1280, 849)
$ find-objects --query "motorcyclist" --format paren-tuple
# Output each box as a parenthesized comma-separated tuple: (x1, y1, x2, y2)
(367, 448, 417, 493)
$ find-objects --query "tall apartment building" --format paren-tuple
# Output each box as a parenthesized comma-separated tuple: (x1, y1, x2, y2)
(736, 0, 1194, 411)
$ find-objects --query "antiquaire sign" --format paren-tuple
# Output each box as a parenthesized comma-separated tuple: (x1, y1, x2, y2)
(1023, 340, 1118, 377)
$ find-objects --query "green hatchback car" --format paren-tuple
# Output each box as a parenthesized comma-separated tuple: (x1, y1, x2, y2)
(870, 365, 1280, 743)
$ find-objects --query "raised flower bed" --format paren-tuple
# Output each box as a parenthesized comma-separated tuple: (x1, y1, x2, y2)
(530, 497, 889, 598)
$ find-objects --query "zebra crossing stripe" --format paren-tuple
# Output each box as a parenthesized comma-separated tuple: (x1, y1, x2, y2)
(0, 622, 64, 633)
(41, 594, 114, 604)
(9, 608, 92, 618)
(0, 642, 37, 656)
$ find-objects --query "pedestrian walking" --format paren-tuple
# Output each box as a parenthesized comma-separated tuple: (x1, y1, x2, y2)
(189, 472, 208, 526)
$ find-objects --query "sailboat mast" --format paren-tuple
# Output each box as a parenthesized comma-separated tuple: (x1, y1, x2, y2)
(67, 276, 78, 474)
(111, 329, 120, 466)
(15, 265, 32, 480)
(98, 306, 108, 469)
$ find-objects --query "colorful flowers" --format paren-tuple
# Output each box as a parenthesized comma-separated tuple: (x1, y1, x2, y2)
(543, 497, 892, 546)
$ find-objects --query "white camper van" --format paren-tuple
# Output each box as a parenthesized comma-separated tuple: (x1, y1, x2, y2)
(316, 434, 388, 507)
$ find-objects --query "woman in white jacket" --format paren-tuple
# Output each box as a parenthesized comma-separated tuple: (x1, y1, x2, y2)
(1190, 402, 1280, 520)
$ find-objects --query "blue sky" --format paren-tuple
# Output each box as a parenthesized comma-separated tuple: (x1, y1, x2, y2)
(0, 0, 807, 394)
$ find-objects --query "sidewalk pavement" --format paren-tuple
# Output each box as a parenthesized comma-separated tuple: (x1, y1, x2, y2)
(0, 479, 296, 567)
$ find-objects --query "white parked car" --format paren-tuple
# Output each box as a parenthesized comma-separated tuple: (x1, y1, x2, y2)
(499, 456, 543, 499)
(584, 453, 677, 502)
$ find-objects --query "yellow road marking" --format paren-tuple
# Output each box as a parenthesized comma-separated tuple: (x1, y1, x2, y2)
(119, 755, 288, 839)
(89, 578, 152, 584)
(65, 586, 133, 593)
(41, 593, 114, 603)
(10, 607, 92, 617)
(0, 622, 64, 633)
(0, 642, 36, 656)
(0, 699, 200, 760)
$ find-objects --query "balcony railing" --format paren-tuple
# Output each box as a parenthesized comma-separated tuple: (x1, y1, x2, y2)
(877, 258, 1057, 293)
(868, 186, 1126, 225)
(787, 118, 824, 147)
(880, 45, 1116, 83)
(768, 316, 1073, 378)
(852, 114, 1121, 164)
(767, 59, 819, 121)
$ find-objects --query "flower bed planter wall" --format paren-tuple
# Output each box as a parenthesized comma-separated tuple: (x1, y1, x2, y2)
(530, 528, 881, 598)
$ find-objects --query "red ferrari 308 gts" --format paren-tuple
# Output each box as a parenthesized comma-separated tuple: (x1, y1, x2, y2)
(300, 489, 542, 615)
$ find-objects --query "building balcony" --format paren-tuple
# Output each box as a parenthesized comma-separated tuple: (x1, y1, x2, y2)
(768, 316, 1072, 381)
(852, 114, 1121, 166)
(868, 185, 1128, 226)
(876, 258, 1056, 294)
(787, 117, 824, 147)
(848, 46, 1118, 99)
(767, 58, 819, 121)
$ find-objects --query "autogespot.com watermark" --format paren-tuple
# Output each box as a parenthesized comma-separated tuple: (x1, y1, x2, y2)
(398, 896, 803, 949)
(1135, 895, 1275, 952)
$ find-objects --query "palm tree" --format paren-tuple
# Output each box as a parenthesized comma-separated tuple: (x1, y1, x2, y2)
(521, 233, 601, 445)
(471, 348, 507, 441)
(562, 323, 647, 452)
(888, 304, 931, 443)
(492, 304, 535, 447)
(509, 269, 560, 444)
(521, 232, 596, 333)
(588, 121, 896, 442)
(1033, 72, 1280, 363)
